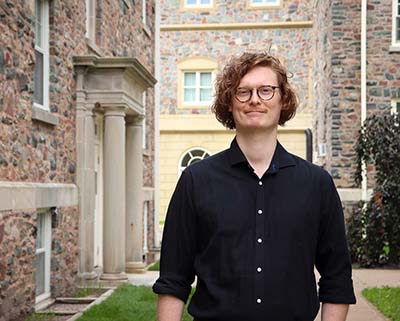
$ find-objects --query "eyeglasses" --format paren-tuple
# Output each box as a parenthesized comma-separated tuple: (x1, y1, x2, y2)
(235, 85, 279, 103)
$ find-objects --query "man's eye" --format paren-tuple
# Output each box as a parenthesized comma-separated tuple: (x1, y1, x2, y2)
(237, 89, 249, 95)
(259, 87, 273, 95)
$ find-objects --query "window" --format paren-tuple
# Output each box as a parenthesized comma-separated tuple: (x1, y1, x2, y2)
(177, 57, 217, 108)
(142, 0, 147, 25)
(179, 148, 210, 173)
(35, 210, 51, 303)
(183, 71, 213, 105)
(184, 0, 212, 8)
(34, 0, 49, 111)
(393, 0, 400, 46)
(86, 0, 96, 41)
(249, 0, 280, 7)
(391, 100, 400, 114)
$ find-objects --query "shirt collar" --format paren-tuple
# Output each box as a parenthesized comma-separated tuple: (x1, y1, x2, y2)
(228, 137, 296, 172)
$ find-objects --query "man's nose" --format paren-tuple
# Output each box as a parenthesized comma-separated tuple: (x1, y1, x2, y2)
(249, 88, 261, 104)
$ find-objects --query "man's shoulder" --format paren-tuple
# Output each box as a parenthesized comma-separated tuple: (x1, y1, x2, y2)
(288, 152, 333, 182)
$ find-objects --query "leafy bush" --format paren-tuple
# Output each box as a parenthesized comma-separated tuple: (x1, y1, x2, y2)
(348, 113, 400, 267)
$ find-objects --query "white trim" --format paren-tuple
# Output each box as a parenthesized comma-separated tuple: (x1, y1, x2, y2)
(34, 0, 49, 111)
(184, 0, 213, 8)
(182, 71, 214, 106)
(391, 99, 400, 114)
(35, 210, 51, 304)
(85, 0, 96, 41)
(143, 201, 149, 254)
(142, 0, 147, 25)
(361, 0, 368, 201)
(142, 91, 147, 149)
(392, 0, 400, 47)
(178, 147, 211, 174)
(250, 0, 280, 7)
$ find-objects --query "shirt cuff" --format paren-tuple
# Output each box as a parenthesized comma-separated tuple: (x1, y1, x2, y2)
(152, 274, 192, 304)
(318, 278, 357, 304)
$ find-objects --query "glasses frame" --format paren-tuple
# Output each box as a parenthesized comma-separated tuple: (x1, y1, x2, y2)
(234, 85, 279, 103)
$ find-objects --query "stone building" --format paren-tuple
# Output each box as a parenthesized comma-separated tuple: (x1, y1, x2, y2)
(0, 0, 158, 320)
(158, 0, 400, 220)
(159, 0, 315, 220)
(312, 0, 400, 209)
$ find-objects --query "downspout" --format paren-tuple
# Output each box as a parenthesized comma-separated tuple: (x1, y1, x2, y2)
(361, 0, 368, 201)
(154, 0, 161, 248)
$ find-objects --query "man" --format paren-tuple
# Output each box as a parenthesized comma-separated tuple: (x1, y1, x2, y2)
(153, 52, 356, 321)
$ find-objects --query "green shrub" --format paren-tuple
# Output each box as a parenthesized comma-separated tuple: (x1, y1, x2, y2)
(348, 113, 400, 267)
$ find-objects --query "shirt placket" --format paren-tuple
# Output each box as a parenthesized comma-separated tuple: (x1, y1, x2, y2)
(254, 178, 265, 307)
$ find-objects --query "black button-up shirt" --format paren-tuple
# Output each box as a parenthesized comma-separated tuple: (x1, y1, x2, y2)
(153, 138, 356, 321)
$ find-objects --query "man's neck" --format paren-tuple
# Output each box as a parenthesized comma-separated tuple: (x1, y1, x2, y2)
(236, 128, 278, 178)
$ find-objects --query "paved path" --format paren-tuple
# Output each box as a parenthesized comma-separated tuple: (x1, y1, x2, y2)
(128, 269, 400, 321)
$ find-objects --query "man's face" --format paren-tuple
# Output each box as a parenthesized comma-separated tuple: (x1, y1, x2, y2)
(229, 66, 282, 134)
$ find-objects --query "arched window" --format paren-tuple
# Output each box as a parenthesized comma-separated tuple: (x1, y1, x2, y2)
(179, 148, 211, 173)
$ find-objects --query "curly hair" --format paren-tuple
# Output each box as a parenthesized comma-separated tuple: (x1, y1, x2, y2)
(211, 52, 298, 129)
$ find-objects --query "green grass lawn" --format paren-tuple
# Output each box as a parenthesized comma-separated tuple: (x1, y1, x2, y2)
(148, 260, 160, 271)
(362, 286, 400, 321)
(77, 284, 193, 321)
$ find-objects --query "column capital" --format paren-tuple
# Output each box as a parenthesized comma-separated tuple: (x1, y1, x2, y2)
(126, 115, 144, 126)
(104, 108, 126, 118)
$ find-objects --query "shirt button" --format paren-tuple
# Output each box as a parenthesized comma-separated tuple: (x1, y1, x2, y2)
(257, 238, 263, 243)
(257, 298, 262, 304)
(257, 209, 263, 215)
(258, 181, 263, 186)
(257, 267, 262, 272)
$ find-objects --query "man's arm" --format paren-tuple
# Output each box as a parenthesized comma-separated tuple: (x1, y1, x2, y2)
(321, 303, 349, 321)
(157, 294, 185, 321)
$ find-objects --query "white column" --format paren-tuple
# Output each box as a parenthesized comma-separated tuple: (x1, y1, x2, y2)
(125, 116, 146, 273)
(101, 108, 128, 280)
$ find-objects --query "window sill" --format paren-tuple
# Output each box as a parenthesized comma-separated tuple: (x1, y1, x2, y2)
(86, 38, 104, 56)
(389, 45, 400, 53)
(32, 105, 59, 126)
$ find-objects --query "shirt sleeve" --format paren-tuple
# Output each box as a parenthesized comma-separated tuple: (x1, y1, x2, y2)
(315, 172, 357, 304)
(152, 169, 197, 303)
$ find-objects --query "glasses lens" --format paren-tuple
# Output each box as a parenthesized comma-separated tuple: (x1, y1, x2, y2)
(258, 86, 274, 100)
(236, 88, 251, 102)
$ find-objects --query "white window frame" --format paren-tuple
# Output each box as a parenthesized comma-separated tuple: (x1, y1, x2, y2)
(182, 71, 214, 106)
(249, 0, 280, 7)
(142, 0, 147, 25)
(34, 0, 49, 111)
(391, 99, 400, 114)
(392, 0, 400, 47)
(184, 0, 213, 9)
(179, 148, 211, 174)
(35, 210, 52, 304)
(86, 0, 96, 41)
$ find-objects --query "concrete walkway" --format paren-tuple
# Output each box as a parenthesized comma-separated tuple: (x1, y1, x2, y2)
(128, 269, 400, 321)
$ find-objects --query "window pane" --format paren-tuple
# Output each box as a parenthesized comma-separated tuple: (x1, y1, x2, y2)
(397, 17, 400, 41)
(35, 0, 42, 47)
(34, 50, 44, 105)
(186, 0, 196, 5)
(200, 88, 212, 101)
(184, 88, 196, 102)
(35, 252, 45, 296)
(36, 213, 45, 249)
(200, 72, 211, 86)
(184, 72, 196, 86)
(397, 102, 400, 114)
(200, 0, 210, 5)
(252, 0, 262, 3)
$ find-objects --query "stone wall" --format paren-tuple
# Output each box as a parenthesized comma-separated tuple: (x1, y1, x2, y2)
(0, 0, 156, 319)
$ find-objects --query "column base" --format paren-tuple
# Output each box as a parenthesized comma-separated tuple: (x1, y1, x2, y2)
(100, 272, 128, 281)
(79, 271, 98, 280)
(126, 261, 146, 274)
